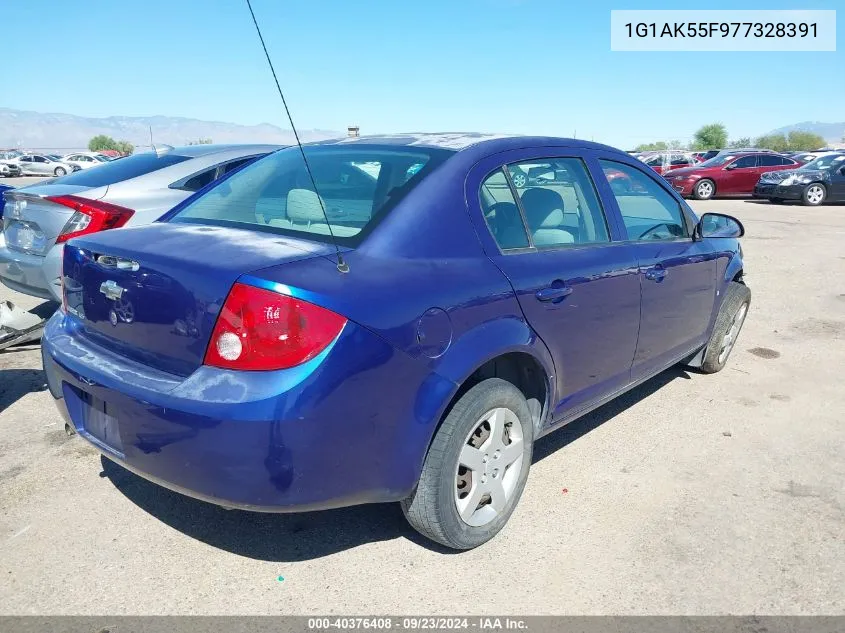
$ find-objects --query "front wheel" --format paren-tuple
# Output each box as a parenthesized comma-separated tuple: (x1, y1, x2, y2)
(402, 378, 534, 550)
(698, 281, 751, 374)
(802, 183, 826, 206)
(54, 167, 66, 176)
(693, 179, 715, 200)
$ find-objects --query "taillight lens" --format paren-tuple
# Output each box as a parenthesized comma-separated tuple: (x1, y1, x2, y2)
(204, 282, 346, 371)
(47, 195, 134, 244)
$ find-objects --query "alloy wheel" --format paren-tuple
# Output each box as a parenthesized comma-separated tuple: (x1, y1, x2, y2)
(511, 173, 527, 188)
(454, 407, 524, 527)
(806, 185, 824, 205)
(696, 181, 713, 199)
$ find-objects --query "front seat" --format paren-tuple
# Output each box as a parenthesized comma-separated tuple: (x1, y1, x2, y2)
(520, 188, 575, 246)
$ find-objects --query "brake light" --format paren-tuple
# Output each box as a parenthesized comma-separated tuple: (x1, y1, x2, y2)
(47, 195, 134, 244)
(204, 282, 346, 371)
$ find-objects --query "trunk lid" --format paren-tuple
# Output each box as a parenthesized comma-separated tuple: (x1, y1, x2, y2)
(2, 185, 105, 254)
(63, 222, 335, 376)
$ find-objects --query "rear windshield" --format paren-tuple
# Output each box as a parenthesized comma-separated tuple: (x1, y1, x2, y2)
(167, 145, 452, 245)
(50, 152, 190, 187)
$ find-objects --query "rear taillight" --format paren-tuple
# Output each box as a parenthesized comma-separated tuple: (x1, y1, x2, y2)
(47, 195, 134, 244)
(204, 282, 346, 371)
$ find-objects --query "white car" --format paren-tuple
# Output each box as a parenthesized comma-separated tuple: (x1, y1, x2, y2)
(62, 152, 110, 170)
(9, 154, 76, 177)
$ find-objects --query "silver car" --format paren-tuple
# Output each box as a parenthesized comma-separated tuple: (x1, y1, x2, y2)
(12, 154, 76, 177)
(0, 144, 281, 301)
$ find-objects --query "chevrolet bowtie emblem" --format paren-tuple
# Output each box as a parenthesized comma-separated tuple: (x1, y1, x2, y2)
(99, 280, 125, 301)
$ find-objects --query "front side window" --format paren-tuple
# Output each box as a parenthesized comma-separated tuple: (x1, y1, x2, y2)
(731, 155, 758, 169)
(33, 156, 47, 163)
(599, 160, 690, 241)
(169, 146, 451, 245)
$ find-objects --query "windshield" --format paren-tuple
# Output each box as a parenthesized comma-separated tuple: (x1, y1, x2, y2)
(800, 154, 845, 171)
(168, 145, 452, 246)
(698, 154, 738, 168)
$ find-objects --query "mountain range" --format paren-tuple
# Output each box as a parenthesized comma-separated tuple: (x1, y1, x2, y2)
(0, 108, 342, 151)
(1, 107, 843, 151)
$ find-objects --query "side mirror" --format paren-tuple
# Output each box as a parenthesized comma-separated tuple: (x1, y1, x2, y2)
(696, 213, 744, 239)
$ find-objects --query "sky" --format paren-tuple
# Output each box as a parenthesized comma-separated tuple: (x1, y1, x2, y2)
(2, 0, 843, 148)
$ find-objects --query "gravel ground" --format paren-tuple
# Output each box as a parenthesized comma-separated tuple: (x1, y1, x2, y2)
(0, 198, 843, 615)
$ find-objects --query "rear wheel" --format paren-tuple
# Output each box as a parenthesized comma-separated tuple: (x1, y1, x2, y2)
(802, 183, 826, 206)
(54, 167, 66, 176)
(698, 282, 751, 374)
(693, 179, 715, 200)
(402, 378, 534, 550)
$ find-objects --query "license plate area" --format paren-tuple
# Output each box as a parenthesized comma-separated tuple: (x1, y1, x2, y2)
(81, 392, 124, 453)
(3, 219, 47, 254)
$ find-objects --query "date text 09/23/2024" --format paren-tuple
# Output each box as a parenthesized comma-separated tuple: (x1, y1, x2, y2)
(307, 617, 528, 630)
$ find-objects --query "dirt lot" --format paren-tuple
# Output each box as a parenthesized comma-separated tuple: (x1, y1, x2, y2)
(0, 197, 843, 615)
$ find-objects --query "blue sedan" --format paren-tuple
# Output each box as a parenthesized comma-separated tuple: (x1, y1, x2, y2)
(42, 134, 750, 549)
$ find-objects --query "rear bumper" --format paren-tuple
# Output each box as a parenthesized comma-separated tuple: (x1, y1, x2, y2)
(42, 311, 452, 512)
(0, 237, 63, 301)
(753, 183, 804, 200)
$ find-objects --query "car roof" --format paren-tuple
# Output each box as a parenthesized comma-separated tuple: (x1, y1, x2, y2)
(147, 143, 285, 158)
(309, 133, 628, 156)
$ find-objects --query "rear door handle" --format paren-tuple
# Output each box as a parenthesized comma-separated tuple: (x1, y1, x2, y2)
(644, 266, 667, 282)
(535, 286, 573, 302)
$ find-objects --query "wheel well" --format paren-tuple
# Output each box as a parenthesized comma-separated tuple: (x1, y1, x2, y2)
(448, 352, 549, 432)
(732, 269, 744, 284)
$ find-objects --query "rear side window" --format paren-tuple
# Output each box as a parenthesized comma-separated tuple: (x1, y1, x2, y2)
(759, 155, 792, 166)
(599, 160, 690, 241)
(168, 146, 451, 245)
(480, 170, 529, 250)
(50, 152, 190, 187)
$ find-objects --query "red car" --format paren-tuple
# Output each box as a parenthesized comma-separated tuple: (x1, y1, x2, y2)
(640, 151, 700, 175)
(664, 152, 799, 200)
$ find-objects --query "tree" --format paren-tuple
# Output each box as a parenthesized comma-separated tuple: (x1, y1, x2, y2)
(754, 134, 788, 152)
(88, 135, 118, 152)
(187, 138, 213, 145)
(728, 137, 751, 148)
(634, 141, 669, 151)
(786, 130, 826, 151)
(692, 123, 728, 150)
(88, 135, 134, 155)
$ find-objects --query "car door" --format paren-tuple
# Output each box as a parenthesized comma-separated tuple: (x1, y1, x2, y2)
(595, 158, 717, 382)
(720, 154, 759, 193)
(31, 155, 51, 175)
(468, 150, 641, 422)
(830, 161, 845, 200)
(17, 155, 33, 174)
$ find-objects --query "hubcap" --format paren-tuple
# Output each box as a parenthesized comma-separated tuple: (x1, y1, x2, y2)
(698, 181, 713, 198)
(454, 407, 524, 527)
(718, 302, 748, 364)
(512, 174, 526, 188)
(806, 186, 824, 204)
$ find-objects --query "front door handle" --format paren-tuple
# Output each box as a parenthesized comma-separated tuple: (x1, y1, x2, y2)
(536, 286, 573, 302)
(644, 266, 667, 282)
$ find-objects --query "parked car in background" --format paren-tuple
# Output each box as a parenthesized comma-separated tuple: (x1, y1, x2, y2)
(42, 134, 749, 550)
(97, 150, 122, 159)
(665, 152, 799, 199)
(8, 153, 76, 177)
(692, 150, 720, 162)
(0, 144, 281, 301)
(640, 151, 701, 175)
(62, 152, 110, 170)
(0, 161, 22, 177)
(754, 152, 845, 206)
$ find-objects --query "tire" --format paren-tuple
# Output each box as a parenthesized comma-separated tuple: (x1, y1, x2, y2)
(402, 377, 534, 550)
(511, 172, 528, 188)
(698, 281, 751, 374)
(54, 167, 66, 177)
(692, 179, 716, 200)
(802, 183, 826, 206)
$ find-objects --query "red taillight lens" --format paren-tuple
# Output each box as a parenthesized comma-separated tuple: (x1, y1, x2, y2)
(47, 195, 134, 244)
(204, 282, 346, 371)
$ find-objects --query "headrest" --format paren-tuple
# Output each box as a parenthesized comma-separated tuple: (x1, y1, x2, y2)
(286, 188, 326, 223)
(520, 188, 565, 228)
